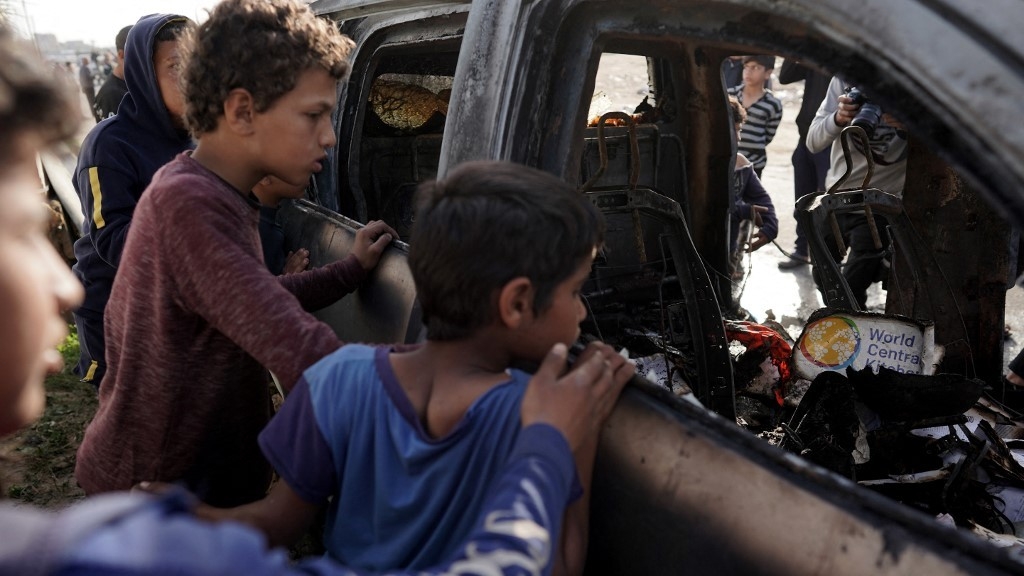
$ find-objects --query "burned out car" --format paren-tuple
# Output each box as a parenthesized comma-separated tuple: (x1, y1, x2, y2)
(39, 0, 1024, 574)
(277, 0, 1024, 573)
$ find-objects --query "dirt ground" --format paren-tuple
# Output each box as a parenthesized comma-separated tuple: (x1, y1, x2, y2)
(0, 331, 95, 508)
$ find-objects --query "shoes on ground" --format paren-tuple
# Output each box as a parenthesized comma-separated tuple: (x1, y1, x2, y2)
(778, 254, 811, 270)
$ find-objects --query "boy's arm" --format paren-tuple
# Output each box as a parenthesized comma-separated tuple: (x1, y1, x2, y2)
(257, 376, 338, 544)
(277, 220, 397, 311)
(195, 478, 320, 549)
(762, 99, 782, 146)
(554, 440, 596, 576)
(535, 342, 634, 576)
(77, 163, 140, 268)
(277, 254, 367, 311)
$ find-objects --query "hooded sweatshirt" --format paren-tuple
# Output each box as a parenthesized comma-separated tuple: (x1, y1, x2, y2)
(71, 14, 193, 318)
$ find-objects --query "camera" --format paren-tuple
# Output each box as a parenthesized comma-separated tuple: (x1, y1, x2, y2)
(846, 87, 883, 138)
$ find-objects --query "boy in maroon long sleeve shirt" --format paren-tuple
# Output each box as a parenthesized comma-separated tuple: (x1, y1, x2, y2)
(75, 0, 397, 507)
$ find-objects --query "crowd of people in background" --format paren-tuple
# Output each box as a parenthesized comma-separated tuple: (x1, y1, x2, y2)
(720, 51, 907, 310)
(51, 46, 124, 123)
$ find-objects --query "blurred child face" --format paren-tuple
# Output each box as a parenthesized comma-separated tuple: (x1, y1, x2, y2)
(520, 253, 594, 361)
(155, 39, 186, 129)
(252, 67, 337, 188)
(742, 62, 770, 88)
(0, 140, 83, 437)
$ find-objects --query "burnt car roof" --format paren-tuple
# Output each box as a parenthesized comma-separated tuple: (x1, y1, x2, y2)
(313, 0, 1024, 227)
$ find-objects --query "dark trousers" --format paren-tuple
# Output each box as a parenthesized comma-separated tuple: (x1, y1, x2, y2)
(791, 141, 831, 257)
(73, 310, 106, 389)
(820, 213, 888, 309)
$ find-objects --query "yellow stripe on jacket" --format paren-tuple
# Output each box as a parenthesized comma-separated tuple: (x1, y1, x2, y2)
(89, 166, 105, 228)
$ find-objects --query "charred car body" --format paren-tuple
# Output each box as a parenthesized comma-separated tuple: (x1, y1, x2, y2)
(286, 0, 1024, 573)
(40, 0, 1024, 573)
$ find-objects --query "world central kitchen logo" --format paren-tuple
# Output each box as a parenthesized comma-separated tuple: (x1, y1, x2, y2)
(799, 315, 924, 373)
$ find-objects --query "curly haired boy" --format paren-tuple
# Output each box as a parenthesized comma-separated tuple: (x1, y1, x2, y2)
(75, 0, 397, 507)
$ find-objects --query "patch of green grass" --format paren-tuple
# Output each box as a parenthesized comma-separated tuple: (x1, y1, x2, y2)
(58, 327, 79, 366)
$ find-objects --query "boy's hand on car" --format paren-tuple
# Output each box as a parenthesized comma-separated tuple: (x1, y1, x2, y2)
(282, 248, 310, 275)
(352, 220, 399, 270)
(521, 342, 634, 452)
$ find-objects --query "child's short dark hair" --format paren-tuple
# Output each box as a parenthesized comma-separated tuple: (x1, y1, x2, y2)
(0, 26, 77, 167)
(742, 54, 775, 70)
(410, 161, 605, 341)
(115, 25, 132, 52)
(180, 0, 355, 136)
(154, 19, 190, 45)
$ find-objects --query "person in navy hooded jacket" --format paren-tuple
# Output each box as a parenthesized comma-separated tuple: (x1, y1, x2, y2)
(70, 14, 193, 388)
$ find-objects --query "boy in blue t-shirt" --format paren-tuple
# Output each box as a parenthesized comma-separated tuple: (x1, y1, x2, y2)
(203, 160, 634, 575)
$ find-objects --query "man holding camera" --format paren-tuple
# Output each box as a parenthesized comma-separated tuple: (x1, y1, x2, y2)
(806, 75, 908, 309)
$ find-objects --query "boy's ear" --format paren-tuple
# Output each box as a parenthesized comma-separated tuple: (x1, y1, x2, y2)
(221, 88, 257, 136)
(497, 277, 534, 329)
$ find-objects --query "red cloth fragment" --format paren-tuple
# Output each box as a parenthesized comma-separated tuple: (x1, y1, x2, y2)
(726, 321, 793, 406)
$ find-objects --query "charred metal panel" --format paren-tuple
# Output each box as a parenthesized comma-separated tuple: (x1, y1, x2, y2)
(301, 0, 1024, 569)
(436, 0, 1024, 224)
(329, 13, 467, 220)
(310, 0, 469, 21)
(888, 140, 1011, 386)
(585, 186, 734, 416)
(278, 200, 422, 344)
(586, 381, 1023, 575)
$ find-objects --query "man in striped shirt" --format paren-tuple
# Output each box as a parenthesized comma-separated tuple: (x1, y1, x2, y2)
(728, 55, 783, 178)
